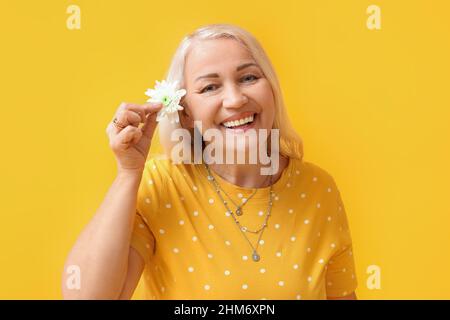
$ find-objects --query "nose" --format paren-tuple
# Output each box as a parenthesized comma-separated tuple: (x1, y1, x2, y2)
(222, 83, 248, 109)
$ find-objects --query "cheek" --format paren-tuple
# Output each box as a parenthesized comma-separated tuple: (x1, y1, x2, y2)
(187, 97, 220, 125)
(254, 82, 276, 126)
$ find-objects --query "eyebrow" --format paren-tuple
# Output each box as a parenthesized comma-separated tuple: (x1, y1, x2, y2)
(194, 62, 259, 82)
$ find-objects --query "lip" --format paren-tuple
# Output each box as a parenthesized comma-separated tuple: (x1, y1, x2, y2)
(221, 111, 257, 124)
(220, 113, 257, 133)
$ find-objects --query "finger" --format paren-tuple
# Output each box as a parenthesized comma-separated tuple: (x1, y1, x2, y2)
(121, 102, 163, 118)
(115, 102, 149, 124)
(141, 111, 159, 138)
(116, 126, 140, 149)
(110, 126, 134, 152)
(143, 102, 163, 116)
(132, 127, 143, 144)
(116, 109, 142, 129)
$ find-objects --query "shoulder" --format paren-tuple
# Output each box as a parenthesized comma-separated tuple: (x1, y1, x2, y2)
(143, 155, 196, 183)
(297, 160, 337, 187)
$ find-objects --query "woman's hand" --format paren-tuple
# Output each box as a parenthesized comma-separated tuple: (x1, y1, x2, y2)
(106, 102, 163, 174)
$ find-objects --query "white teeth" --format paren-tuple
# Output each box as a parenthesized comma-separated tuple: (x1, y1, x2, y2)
(223, 115, 254, 128)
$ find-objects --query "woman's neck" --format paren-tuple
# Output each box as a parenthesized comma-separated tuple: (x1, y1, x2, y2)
(208, 155, 289, 188)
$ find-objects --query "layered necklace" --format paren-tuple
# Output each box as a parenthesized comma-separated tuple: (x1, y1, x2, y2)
(204, 163, 275, 262)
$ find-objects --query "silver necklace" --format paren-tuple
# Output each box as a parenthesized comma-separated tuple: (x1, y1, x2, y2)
(207, 171, 270, 216)
(204, 163, 274, 262)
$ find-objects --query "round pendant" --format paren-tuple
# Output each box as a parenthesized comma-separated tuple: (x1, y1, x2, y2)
(252, 252, 260, 262)
(236, 208, 242, 216)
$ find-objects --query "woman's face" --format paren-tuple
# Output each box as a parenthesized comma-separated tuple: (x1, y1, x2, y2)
(182, 38, 276, 157)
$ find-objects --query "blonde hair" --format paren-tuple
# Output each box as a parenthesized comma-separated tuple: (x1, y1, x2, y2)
(159, 23, 304, 162)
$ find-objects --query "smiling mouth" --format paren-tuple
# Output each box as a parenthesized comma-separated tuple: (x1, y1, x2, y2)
(220, 113, 257, 131)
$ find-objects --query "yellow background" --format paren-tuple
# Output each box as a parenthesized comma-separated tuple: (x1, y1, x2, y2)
(1, 0, 449, 299)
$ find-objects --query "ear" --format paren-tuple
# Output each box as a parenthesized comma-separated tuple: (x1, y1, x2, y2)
(179, 99, 194, 129)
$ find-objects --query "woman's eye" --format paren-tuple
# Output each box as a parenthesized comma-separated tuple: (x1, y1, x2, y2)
(200, 84, 217, 93)
(200, 75, 259, 94)
(241, 74, 258, 82)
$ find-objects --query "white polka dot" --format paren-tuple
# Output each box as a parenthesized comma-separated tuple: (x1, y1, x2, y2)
(148, 179, 153, 185)
(242, 198, 247, 203)
(276, 251, 282, 257)
(278, 280, 285, 286)
(300, 193, 306, 198)
(152, 165, 156, 170)
(342, 268, 347, 272)
(290, 236, 296, 242)
(193, 210, 199, 216)
(208, 198, 214, 204)
(260, 268, 266, 273)
(307, 247, 311, 253)
(330, 243, 336, 248)
(259, 239, 265, 245)
(313, 176, 317, 182)
(286, 183, 291, 188)
(242, 255, 248, 261)
(192, 236, 198, 242)
(327, 187, 332, 192)
(293, 264, 299, 269)
(165, 203, 171, 209)
(327, 216, 332, 221)
(237, 193, 243, 198)
(316, 203, 321, 208)
(145, 198, 151, 203)
(274, 196, 279, 201)
(204, 284, 210, 290)
(258, 211, 264, 216)
(307, 276, 312, 282)
(274, 224, 280, 229)
(225, 210, 231, 216)
(159, 229, 165, 234)
(242, 284, 248, 290)
(225, 240, 231, 246)
(188, 266, 194, 272)
(193, 186, 198, 191)
(179, 220, 185, 225)
(224, 270, 230, 276)
(173, 248, 179, 253)
(208, 224, 214, 230)
(207, 175, 213, 181)
(207, 253, 213, 259)
(304, 219, 310, 224)
(288, 209, 294, 214)
(296, 294, 302, 300)
(139, 223, 144, 229)
(318, 259, 324, 264)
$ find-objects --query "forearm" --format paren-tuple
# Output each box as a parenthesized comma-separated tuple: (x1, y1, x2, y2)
(62, 172, 143, 299)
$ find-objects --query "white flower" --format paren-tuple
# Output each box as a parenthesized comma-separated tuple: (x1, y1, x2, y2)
(145, 80, 187, 124)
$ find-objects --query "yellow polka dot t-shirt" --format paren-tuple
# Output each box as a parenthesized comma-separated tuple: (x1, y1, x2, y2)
(130, 156, 358, 300)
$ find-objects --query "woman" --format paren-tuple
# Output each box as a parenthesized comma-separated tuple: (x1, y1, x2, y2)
(62, 24, 358, 300)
